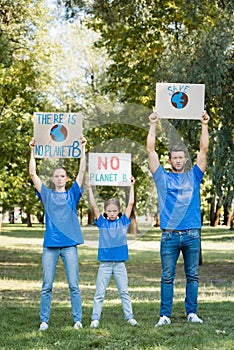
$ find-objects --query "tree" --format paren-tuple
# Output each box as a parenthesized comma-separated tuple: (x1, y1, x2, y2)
(0, 0, 58, 225)
(61, 0, 234, 226)
(0, 0, 119, 225)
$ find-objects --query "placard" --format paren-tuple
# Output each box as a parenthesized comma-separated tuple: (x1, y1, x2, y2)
(89, 153, 131, 186)
(33, 112, 83, 158)
(155, 83, 205, 119)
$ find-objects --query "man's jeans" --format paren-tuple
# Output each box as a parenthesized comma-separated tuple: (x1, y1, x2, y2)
(160, 229, 200, 317)
(40, 246, 82, 323)
(91, 262, 134, 321)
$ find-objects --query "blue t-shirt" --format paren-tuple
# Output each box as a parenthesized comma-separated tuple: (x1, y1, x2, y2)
(37, 181, 84, 247)
(153, 164, 204, 230)
(95, 214, 131, 261)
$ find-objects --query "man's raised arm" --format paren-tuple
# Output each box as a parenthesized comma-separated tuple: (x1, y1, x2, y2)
(147, 112, 160, 174)
(196, 111, 210, 173)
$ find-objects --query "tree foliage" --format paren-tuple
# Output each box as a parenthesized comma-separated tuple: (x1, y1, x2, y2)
(0, 0, 57, 223)
(1, 0, 233, 226)
(0, 0, 119, 224)
(61, 0, 234, 224)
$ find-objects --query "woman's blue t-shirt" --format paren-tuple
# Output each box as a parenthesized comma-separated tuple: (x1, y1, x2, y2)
(37, 181, 84, 247)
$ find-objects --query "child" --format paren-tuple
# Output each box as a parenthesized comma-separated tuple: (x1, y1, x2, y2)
(29, 135, 87, 331)
(87, 176, 138, 328)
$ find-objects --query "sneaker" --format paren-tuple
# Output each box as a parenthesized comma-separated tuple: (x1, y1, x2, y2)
(155, 316, 171, 327)
(74, 321, 83, 329)
(187, 313, 203, 324)
(90, 320, 99, 328)
(39, 322, 48, 331)
(127, 318, 138, 326)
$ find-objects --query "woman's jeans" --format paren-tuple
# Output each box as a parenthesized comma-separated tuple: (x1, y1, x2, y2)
(40, 246, 82, 323)
(91, 262, 134, 321)
(160, 229, 200, 317)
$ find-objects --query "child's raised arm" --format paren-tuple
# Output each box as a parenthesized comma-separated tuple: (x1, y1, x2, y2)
(86, 177, 100, 220)
(125, 176, 135, 219)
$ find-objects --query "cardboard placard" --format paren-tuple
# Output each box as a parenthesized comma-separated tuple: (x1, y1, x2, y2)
(33, 112, 83, 158)
(155, 83, 205, 119)
(89, 153, 131, 186)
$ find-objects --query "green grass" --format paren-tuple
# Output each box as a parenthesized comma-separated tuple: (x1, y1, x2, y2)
(0, 223, 234, 350)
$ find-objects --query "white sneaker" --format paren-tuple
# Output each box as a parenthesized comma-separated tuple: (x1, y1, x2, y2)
(90, 320, 99, 328)
(39, 322, 48, 331)
(188, 313, 203, 324)
(155, 316, 171, 327)
(127, 318, 138, 326)
(74, 321, 83, 329)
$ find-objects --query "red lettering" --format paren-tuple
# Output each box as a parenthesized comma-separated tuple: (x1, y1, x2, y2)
(110, 156, 119, 170)
(98, 155, 120, 170)
(98, 156, 107, 170)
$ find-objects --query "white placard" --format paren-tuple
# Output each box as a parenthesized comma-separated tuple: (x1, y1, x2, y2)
(33, 112, 83, 158)
(155, 83, 205, 120)
(89, 153, 131, 186)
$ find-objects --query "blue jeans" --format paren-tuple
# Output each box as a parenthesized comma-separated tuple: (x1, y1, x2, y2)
(92, 262, 134, 321)
(160, 229, 200, 317)
(40, 246, 82, 323)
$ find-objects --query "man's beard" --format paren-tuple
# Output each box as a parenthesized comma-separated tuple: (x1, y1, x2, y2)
(172, 164, 185, 173)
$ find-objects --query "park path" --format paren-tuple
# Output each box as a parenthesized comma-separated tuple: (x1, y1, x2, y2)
(84, 239, 234, 251)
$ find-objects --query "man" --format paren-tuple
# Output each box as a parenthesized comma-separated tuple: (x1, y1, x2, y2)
(147, 111, 210, 326)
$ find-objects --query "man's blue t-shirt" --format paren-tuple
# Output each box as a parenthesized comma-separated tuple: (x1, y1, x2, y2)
(153, 164, 204, 230)
(95, 214, 131, 261)
(37, 181, 84, 247)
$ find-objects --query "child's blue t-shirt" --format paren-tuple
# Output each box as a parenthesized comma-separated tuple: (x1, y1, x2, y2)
(37, 181, 84, 247)
(153, 164, 204, 230)
(94, 214, 131, 261)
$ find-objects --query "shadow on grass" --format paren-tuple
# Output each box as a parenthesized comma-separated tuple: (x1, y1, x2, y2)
(1, 223, 44, 238)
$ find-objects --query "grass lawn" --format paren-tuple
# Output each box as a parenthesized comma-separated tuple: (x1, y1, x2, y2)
(0, 223, 234, 350)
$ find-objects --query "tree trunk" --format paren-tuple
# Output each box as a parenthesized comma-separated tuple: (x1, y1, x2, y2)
(223, 203, 229, 226)
(210, 196, 223, 227)
(228, 209, 234, 230)
(214, 206, 221, 226)
(27, 213, 32, 227)
(210, 197, 216, 226)
(154, 211, 160, 227)
(9, 211, 14, 224)
(128, 205, 140, 234)
(79, 206, 83, 226)
(88, 209, 94, 225)
(125, 187, 139, 234)
(214, 197, 223, 226)
(38, 214, 44, 225)
(128, 216, 137, 235)
(199, 229, 202, 265)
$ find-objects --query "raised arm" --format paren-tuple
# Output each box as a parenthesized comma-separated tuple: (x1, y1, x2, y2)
(147, 112, 160, 174)
(86, 177, 100, 220)
(76, 135, 87, 188)
(196, 111, 210, 173)
(125, 176, 135, 219)
(29, 138, 42, 193)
